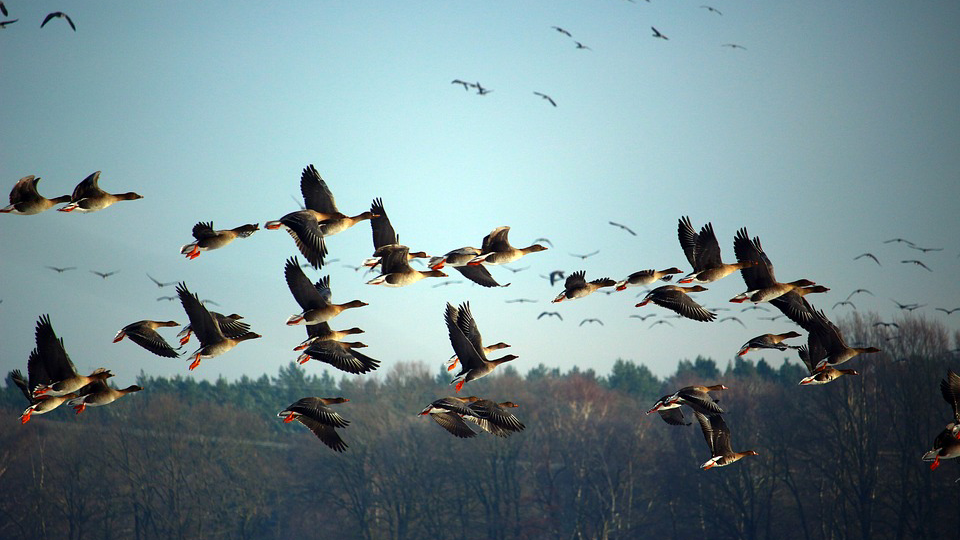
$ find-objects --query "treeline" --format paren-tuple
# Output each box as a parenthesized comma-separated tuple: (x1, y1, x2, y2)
(0, 313, 957, 540)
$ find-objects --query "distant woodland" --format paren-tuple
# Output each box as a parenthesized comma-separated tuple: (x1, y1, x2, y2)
(1, 313, 958, 540)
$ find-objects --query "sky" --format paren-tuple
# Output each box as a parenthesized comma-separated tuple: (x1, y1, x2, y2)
(2, 0, 959, 388)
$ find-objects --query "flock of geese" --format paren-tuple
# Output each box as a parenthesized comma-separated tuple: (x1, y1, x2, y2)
(3, 163, 958, 468)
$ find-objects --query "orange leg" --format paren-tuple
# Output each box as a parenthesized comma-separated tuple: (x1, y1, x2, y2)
(189, 356, 202, 370)
(930, 455, 941, 470)
(73, 403, 86, 414)
(635, 300, 650, 307)
(455, 380, 465, 393)
(283, 413, 297, 423)
(20, 409, 33, 424)
(447, 357, 459, 371)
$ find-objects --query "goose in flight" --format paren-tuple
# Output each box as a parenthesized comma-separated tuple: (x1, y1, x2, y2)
(1, 176, 70, 215)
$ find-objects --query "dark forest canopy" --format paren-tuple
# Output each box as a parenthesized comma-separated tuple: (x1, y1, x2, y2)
(1, 314, 958, 540)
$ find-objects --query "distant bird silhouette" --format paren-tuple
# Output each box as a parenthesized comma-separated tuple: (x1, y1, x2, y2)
(46, 266, 76, 273)
(719, 316, 746, 328)
(432, 280, 463, 288)
(545, 270, 566, 286)
(936, 307, 960, 315)
(91, 270, 119, 279)
(451, 79, 474, 91)
(574, 41, 591, 50)
(505, 298, 537, 304)
(305, 258, 338, 267)
(609, 221, 637, 236)
(833, 300, 856, 310)
(650, 320, 674, 329)
(854, 253, 881, 266)
(758, 315, 783, 322)
(147, 274, 176, 288)
(157, 296, 177, 302)
(41, 12, 75, 31)
(908, 245, 943, 253)
(902, 260, 933, 272)
(502, 265, 530, 273)
(570, 250, 599, 260)
(0, 19, 17, 29)
(846, 288, 873, 300)
(580, 318, 604, 327)
(884, 238, 915, 246)
(551, 26, 572, 37)
(0, 3, 8, 17)
(201, 299, 220, 307)
(701, 5, 722, 15)
(722, 44, 746, 50)
(651, 27, 668, 40)
(891, 299, 924, 311)
(740, 305, 769, 313)
(533, 92, 557, 107)
(532, 238, 553, 248)
(537, 311, 563, 321)
(629, 314, 655, 321)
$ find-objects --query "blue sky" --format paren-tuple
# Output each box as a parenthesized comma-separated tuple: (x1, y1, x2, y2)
(2, 0, 959, 386)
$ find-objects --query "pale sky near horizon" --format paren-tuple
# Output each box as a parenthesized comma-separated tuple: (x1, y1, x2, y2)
(2, 0, 959, 388)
